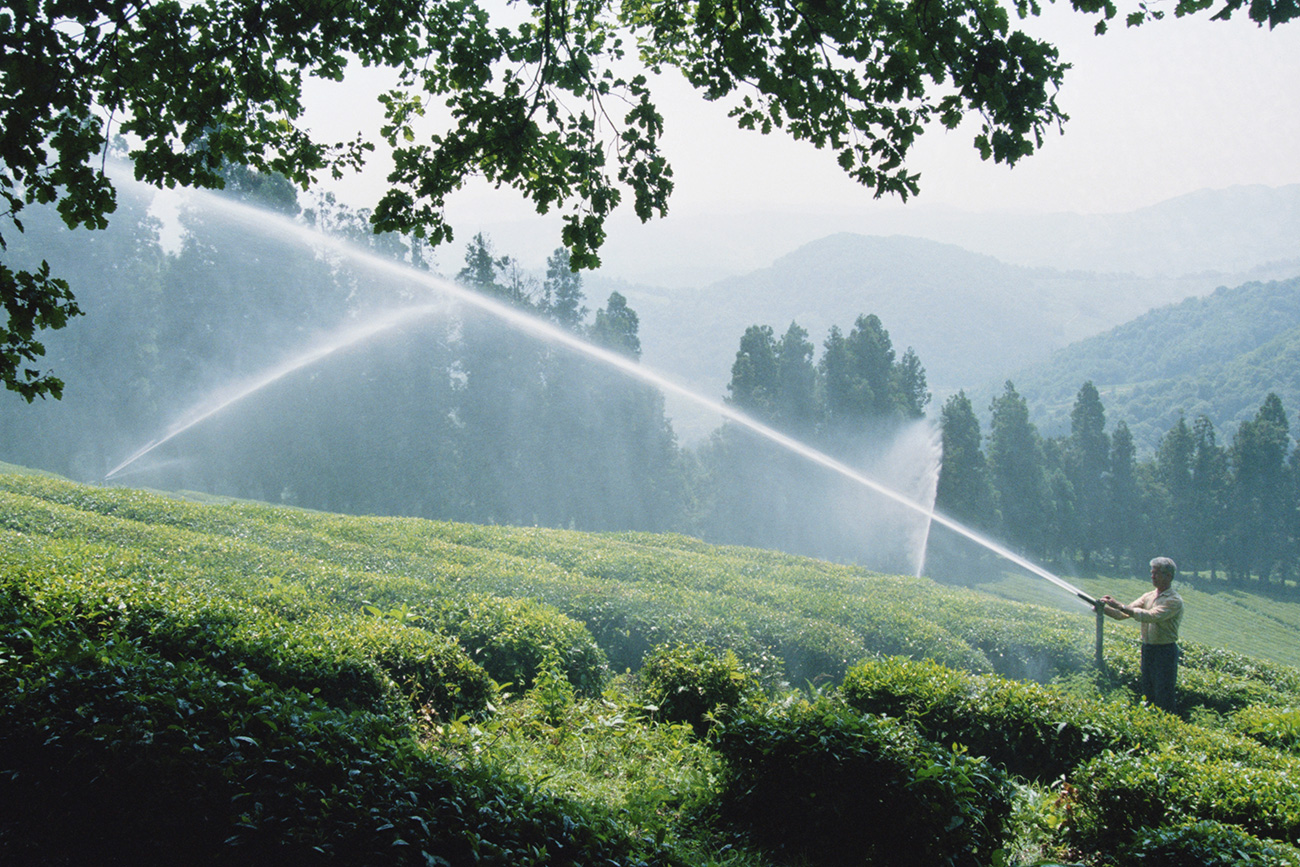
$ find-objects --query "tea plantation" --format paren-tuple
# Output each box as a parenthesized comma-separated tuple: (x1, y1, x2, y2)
(3, 466, 1299, 865)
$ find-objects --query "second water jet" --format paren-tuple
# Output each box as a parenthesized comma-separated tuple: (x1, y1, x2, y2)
(107, 181, 1091, 607)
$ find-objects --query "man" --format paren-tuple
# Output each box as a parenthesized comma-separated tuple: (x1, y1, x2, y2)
(1100, 557, 1184, 714)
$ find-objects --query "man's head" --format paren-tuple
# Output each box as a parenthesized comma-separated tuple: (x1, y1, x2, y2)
(1150, 557, 1176, 590)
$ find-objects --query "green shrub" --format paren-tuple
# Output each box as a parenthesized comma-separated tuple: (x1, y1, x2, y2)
(710, 696, 1013, 867)
(841, 656, 1166, 782)
(420, 593, 608, 695)
(1104, 640, 1300, 715)
(1065, 748, 1300, 854)
(1126, 820, 1300, 867)
(1, 540, 496, 720)
(639, 642, 759, 736)
(1230, 704, 1300, 754)
(0, 594, 678, 866)
(0, 474, 1103, 694)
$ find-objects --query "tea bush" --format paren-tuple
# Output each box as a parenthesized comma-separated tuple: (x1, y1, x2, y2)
(1104, 639, 1300, 714)
(710, 695, 1012, 867)
(841, 656, 1170, 782)
(0, 614, 678, 866)
(419, 593, 609, 695)
(0, 533, 496, 720)
(1229, 703, 1300, 753)
(1125, 820, 1300, 867)
(0, 473, 1099, 691)
(638, 642, 760, 735)
(1064, 748, 1300, 856)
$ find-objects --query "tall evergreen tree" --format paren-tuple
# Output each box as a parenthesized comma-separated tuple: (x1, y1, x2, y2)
(726, 325, 779, 419)
(1155, 415, 1196, 568)
(844, 313, 896, 420)
(1108, 420, 1143, 572)
(1227, 394, 1292, 583)
(774, 322, 818, 434)
(1188, 416, 1229, 579)
(590, 292, 642, 358)
(543, 248, 587, 330)
(1065, 381, 1110, 564)
(987, 381, 1050, 557)
(892, 347, 931, 420)
(935, 391, 994, 529)
(453, 236, 547, 523)
(818, 325, 853, 429)
(456, 233, 507, 296)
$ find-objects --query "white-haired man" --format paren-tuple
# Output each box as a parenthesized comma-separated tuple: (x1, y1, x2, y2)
(1100, 557, 1184, 714)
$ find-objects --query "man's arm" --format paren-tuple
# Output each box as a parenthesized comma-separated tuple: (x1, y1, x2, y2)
(1124, 595, 1183, 624)
(1099, 595, 1131, 620)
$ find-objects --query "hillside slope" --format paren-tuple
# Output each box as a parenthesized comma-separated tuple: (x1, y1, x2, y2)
(988, 275, 1300, 451)
(6, 468, 1300, 866)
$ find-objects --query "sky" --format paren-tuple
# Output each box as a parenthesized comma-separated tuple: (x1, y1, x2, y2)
(302, 6, 1300, 280)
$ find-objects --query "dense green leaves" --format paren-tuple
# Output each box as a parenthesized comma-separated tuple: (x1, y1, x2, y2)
(6, 469, 1300, 864)
(7, 0, 1292, 398)
(711, 694, 1014, 867)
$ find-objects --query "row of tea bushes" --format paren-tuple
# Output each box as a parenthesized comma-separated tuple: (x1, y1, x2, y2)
(842, 655, 1300, 781)
(0, 472, 1097, 689)
(838, 655, 1300, 864)
(0, 530, 495, 720)
(710, 695, 1013, 867)
(1103, 639, 1300, 713)
(0, 572, 679, 866)
(1229, 703, 1300, 753)
(1066, 750, 1300, 864)
(0, 484, 610, 697)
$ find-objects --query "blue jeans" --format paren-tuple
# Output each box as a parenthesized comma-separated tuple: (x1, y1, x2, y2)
(1140, 643, 1179, 714)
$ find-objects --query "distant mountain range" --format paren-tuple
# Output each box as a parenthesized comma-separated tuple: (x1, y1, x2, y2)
(588, 183, 1300, 288)
(590, 185, 1300, 446)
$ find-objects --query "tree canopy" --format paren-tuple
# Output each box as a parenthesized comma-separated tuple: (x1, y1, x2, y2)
(2, 0, 1295, 399)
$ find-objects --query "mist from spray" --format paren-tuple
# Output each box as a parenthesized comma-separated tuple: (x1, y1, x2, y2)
(105, 304, 449, 480)
(104, 181, 1090, 606)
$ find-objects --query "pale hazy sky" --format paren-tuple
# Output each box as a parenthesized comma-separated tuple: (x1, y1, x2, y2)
(304, 7, 1298, 268)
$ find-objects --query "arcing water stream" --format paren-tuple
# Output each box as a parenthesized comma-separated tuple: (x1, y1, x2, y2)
(104, 184, 1094, 608)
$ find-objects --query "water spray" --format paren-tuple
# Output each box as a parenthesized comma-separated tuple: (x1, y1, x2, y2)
(104, 177, 1106, 663)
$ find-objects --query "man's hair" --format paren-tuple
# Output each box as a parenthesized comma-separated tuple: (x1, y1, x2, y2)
(1150, 556, 1177, 577)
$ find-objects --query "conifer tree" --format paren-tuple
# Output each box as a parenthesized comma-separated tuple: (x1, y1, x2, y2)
(774, 322, 818, 434)
(1108, 420, 1142, 572)
(987, 381, 1050, 557)
(543, 248, 587, 331)
(1190, 415, 1230, 580)
(1066, 381, 1110, 564)
(727, 325, 779, 420)
(936, 391, 994, 530)
(1227, 394, 1292, 583)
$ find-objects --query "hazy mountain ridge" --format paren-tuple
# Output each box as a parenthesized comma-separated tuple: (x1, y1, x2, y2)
(990, 276, 1300, 454)
(597, 186, 1300, 444)
(618, 235, 1267, 442)
(923, 184, 1300, 277)
(586, 184, 1300, 289)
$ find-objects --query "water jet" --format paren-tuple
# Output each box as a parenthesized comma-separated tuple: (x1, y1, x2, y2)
(105, 181, 1098, 631)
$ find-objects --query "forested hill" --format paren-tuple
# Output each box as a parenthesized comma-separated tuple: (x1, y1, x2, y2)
(626, 233, 1251, 427)
(990, 275, 1300, 454)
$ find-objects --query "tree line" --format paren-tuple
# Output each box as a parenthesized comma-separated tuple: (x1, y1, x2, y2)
(0, 173, 687, 533)
(934, 381, 1299, 591)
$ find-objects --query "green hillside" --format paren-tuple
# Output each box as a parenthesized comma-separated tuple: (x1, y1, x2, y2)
(995, 275, 1300, 452)
(5, 467, 1300, 866)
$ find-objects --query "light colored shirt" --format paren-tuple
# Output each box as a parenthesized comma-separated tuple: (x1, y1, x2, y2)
(1127, 587, 1184, 645)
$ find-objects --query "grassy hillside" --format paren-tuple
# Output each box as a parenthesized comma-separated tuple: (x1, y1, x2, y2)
(989, 275, 1300, 452)
(5, 467, 1300, 866)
